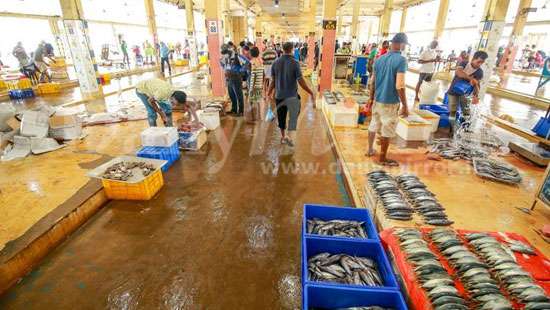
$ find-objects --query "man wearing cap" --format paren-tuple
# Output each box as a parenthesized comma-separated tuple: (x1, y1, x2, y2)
(366, 33, 409, 166)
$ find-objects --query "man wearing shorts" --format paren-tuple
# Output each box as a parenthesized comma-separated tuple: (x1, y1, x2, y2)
(415, 40, 439, 102)
(366, 33, 409, 166)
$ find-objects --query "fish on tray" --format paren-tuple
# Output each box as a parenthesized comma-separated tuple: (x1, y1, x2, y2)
(101, 161, 155, 181)
(307, 219, 369, 238)
(464, 233, 550, 308)
(308, 253, 383, 287)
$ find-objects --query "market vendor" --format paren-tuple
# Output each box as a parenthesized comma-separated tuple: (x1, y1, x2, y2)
(135, 78, 198, 127)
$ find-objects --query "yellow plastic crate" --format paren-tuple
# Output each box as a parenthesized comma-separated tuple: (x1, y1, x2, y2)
(5, 80, 19, 90)
(199, 55, 208, 64)
(102, 169, 164, 200)
(37, 82, 60, 95)
(101, 73, 111, 82)
(50, 58, 67, 68)
(17, 78, 32, 89)
(0, 80, 6, 91)
(175, 59, 189, 66)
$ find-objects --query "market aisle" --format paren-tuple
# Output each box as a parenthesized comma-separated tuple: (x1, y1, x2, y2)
(0, 100, 349, 309)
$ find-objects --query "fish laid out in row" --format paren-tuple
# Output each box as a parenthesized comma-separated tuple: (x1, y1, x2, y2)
(101, 161, 155, 181)
(310, 307, 394, 310)
(428, 229, 513, 310)
(396, 175, 454, 226)
(394, 228, 467, 310)
(465, 233, 550, 309)
(308, 253, 383, 287)
(473, 158, 522, 185)
(307, 219, 369, 239)
(367, 171, 414, 221)
(429, 139, 487, 161)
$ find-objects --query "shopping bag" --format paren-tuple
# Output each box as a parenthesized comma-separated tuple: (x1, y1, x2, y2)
(265, 105, 275, 122)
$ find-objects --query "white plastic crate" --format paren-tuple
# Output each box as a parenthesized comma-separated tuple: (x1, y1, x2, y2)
(329, 106, 358, 128)
(180, 129, 207, 151)
(20, 111, 50, 138)
(416, 109, 440, 133)
(141, 127, 178, 147)
(197, 110, 220, 130)
(396, 115, 432, 141)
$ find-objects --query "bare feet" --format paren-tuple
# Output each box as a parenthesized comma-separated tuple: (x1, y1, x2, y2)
(365, 149, 376, 157)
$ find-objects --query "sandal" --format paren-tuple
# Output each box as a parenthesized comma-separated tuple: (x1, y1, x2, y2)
(378, 159, 400, 167)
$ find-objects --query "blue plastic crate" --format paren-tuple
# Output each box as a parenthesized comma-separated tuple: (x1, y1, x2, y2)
(532, 117, 550, 138)
(304, 284, 408, 310)
(438, 114, 450, 128)
(136, 141, 180, 172)
(9, 88, 35, 100)
(303, 204, 379, 241)
(302, 237, 399, 290)
(419, 104, 449, 115)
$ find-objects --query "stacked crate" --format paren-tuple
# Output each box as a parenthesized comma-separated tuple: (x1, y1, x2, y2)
(37, 82, 61, 95)
(301, 204, 407, 309)
(7, 78, 35, 100)
(137, 127, 180, 172)
(50, 58, 69, 81)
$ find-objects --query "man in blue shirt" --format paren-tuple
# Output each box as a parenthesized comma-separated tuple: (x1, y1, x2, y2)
(366, 33, 409, 166)
(159, 42, 172, 77)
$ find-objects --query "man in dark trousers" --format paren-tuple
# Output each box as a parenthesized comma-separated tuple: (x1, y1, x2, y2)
(268, 42, 316, 147)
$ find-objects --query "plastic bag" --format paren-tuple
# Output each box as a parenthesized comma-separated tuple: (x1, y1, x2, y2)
(265, 105, 275, 122)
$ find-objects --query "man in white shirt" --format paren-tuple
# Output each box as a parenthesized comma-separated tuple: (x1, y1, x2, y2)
(415, 40, 440, 102)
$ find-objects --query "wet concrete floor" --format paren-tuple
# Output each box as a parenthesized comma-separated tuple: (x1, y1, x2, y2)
(0, 101, 349, 309)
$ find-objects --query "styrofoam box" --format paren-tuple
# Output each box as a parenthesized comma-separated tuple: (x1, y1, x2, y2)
(49, 123, 83, 140)
(416, 109, 440, 133)
(20, 111, 49, 138)
(396, 115, 432, 141)
(329, 106, 358, 128)
(141, 127, 178, 147)
(197, 110, 220, 130)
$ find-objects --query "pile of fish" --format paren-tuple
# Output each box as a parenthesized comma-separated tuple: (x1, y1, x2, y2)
(307, 219, 369, 238)
(473, 158, 522, 184)
(396, 175, 453, 226)
(429, 229, 512, 310)
(367, 171, 413, 221)
(465, 233, 550, 309)
(310, 307, 393, 310)
(101, 161, 155, 181)
(308, 253, 383, 287)
(429, 139, 487, 161)
(394, 228, 467, 309)
(323, 91, 337, 105)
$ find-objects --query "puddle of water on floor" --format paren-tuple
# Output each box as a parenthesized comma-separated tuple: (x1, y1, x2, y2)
(245, 215, 273, 252)
(170, 196, 191, 222)
(161, 271, 197, 310)
(277, 274, 301, 310)
(209, 192, 227, 224)
(106, 278, 144, 310)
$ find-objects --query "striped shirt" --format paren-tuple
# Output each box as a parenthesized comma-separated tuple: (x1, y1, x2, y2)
(261, 49, 277, 65)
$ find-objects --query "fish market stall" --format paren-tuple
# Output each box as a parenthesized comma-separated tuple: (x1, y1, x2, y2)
(380, 228, 550, 310)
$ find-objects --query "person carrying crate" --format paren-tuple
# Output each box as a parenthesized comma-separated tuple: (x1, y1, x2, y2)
(136, 78, 198, 127)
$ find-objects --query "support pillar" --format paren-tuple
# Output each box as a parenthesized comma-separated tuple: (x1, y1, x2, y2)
(144, 0, 160, 65)
(351, 0, 360, 53)
(476, 0, 510, 102)
(378, 0, 393, 39)
(205, 0, 225, 96)
(48, 17, 65, 57)
(434, 0, 449, 40)
(223, 0, 232, 40)
(185, 0, 199, 68)
(399, 7, 407, 33)
(307, 0, 317, 69)
(319, 0, 338, 93)
(59, 0, 102, 99)
(367, 20, 373, 43)
(255, 17, 265, 51)
(337, 10, 343, 40)
(499, 0, 532, 73)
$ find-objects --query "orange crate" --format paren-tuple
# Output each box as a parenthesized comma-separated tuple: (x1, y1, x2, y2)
(102, 169, 164, 200)
(38, 82, 60, 95)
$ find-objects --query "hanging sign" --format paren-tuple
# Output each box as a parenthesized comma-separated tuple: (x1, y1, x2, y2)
(207, 20, 218, 34)
(323, 20, 337, 30)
